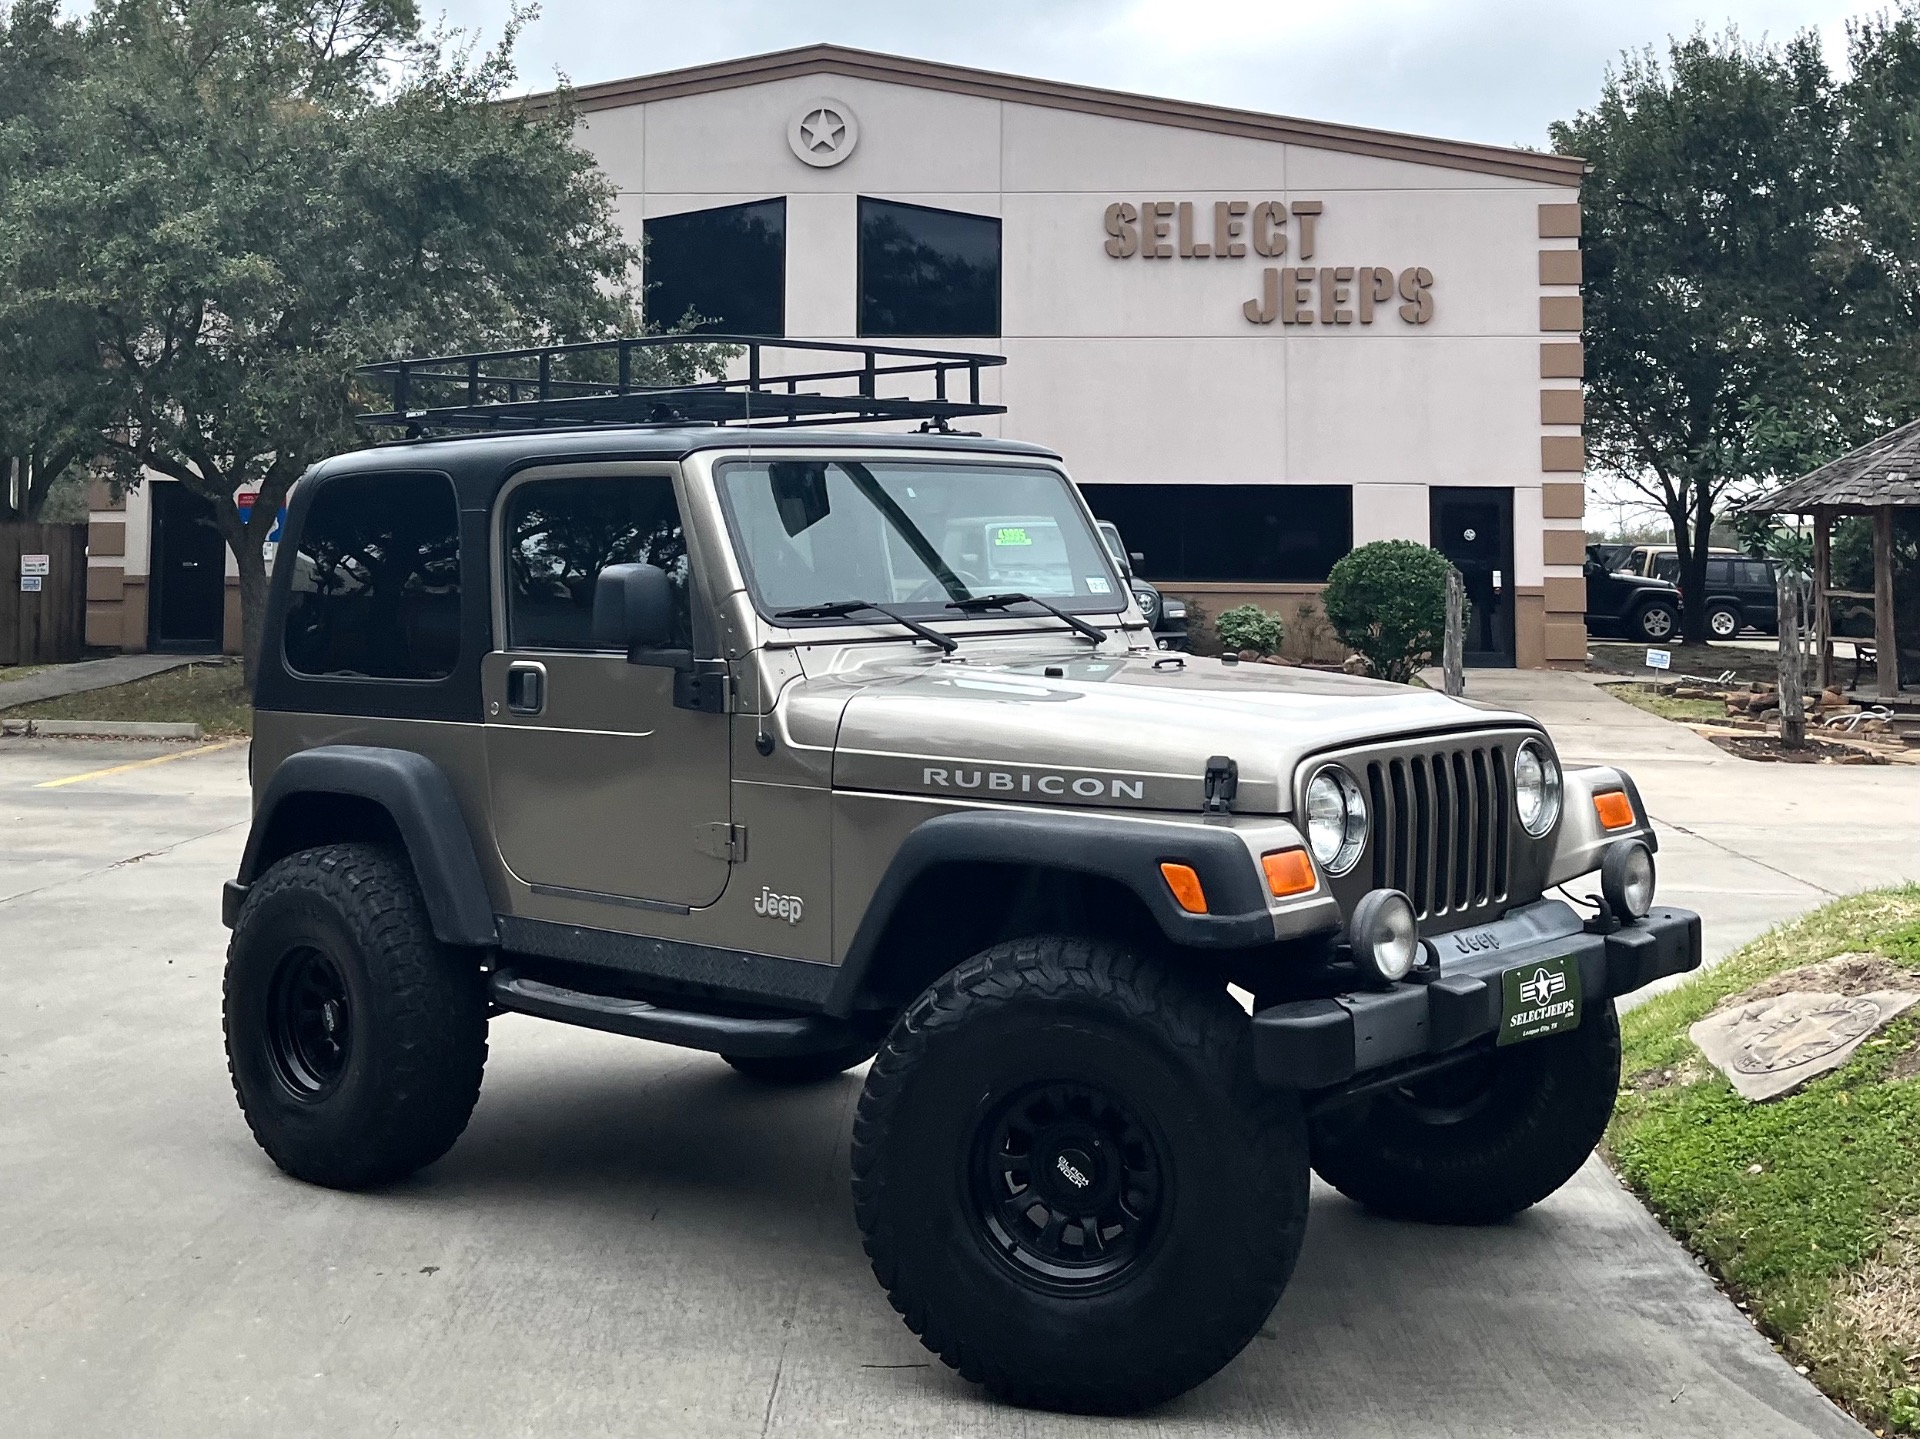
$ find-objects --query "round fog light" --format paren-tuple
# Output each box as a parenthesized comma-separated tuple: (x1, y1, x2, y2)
(1350, 889, 1420, 984)
(1601, 840, 1656, 921)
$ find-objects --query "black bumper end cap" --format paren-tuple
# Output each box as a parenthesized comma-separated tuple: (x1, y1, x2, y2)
(221, 880, 247, 930)
(1604, 906, 1701, 993)
(1252, 998, 1353, 1088)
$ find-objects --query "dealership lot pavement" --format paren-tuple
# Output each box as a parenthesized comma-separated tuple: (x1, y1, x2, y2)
(0, 698, 1898, 1438)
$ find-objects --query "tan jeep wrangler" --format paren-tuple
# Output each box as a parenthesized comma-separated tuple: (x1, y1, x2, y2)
(222, 338, 1701, 1414)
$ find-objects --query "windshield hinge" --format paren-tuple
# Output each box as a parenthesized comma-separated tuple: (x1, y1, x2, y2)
(694, 822, 748, 863)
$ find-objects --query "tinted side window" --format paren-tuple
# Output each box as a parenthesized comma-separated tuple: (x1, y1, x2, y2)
(1705, 559, 1732, 586)
(503, 476, 692, 650)
(284, 474, 460, 680)
(1739, 560, 1772, 587)
(1651, 554, 1679, 581)
(1079, 483, 1353, 583)
(644, 198, 786, 336)
(859, 198, 1001, 338)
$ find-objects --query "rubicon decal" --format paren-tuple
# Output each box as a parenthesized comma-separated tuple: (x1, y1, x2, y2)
(922, 766, 1146, 800)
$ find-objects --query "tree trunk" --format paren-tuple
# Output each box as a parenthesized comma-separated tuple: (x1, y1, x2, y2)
(236, 543, 270, 690)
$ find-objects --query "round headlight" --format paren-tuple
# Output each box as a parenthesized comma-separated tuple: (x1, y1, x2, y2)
(1514, 740, 1562, 837)
(1304, 765, 1368, 876)
(1601, 839, 1656, 921)
(1350, 888, 1420, 983)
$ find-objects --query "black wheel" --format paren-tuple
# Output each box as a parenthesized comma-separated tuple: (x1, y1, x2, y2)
(723, 1040, 877, 1085)
(224, 844, 488, 1190)
(1308, 1002, 1621, 1225)
(1708, 603, 1742, 639)
(1633, 600, 1678, 643)
(851, 936, 1309, 1414)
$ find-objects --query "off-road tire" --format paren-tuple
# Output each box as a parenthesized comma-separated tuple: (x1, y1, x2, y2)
(851, 936, 1310, 1414)
(722, 1041, 877, 1085)
(1633, 600, 1678, 643)
(1308, 1002, 1621, 1225)
(224, 844, 488, 1190)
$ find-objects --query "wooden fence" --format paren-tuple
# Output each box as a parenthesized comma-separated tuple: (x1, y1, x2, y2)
(0, 523, 87, 665)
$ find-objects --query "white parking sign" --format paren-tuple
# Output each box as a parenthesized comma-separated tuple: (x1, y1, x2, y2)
(20, 553, 49, 577)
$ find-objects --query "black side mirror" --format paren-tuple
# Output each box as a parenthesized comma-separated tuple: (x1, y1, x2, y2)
(592, 562, 679, 665)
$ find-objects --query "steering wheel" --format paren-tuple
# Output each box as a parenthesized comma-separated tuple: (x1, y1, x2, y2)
(907, 571, 983, 604)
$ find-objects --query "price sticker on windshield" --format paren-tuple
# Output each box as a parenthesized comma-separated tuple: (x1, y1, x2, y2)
(993, 527, 1032, 547)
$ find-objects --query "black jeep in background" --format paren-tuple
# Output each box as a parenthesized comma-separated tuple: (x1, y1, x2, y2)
(1584, 545, 1682, 644)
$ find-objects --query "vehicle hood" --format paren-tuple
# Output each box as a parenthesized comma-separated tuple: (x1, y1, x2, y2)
(788, 644, 1542, 814)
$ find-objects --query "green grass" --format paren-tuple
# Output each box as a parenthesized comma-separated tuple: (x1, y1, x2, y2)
(1607, 888, 1920, 1432)
(1, 661, 251, 735)
(0, 664, 53, 684)
(1601, 683, 1727, 723)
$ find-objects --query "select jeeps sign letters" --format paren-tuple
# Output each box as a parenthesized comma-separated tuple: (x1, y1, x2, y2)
(1101, 198, 1434, 327)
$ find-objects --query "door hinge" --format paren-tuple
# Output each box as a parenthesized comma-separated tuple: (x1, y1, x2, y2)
(693, 822, 747, 863)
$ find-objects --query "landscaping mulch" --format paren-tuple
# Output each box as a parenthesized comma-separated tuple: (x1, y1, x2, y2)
(1704, 733, 1891, 764)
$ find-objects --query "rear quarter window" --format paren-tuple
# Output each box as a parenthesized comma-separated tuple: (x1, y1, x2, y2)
(283, 473, 462, 680)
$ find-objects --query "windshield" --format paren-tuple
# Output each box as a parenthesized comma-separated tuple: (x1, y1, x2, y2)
(716, 459, 1125, 617)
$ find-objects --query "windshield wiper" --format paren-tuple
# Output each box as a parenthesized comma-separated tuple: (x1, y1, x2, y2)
(773, 599, 959, 653)
(945, 592, 1109, 643)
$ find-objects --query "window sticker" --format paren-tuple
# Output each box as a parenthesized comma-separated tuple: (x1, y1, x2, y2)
(1085, 576, 1112, 594)
(994, 526, 1033, 548)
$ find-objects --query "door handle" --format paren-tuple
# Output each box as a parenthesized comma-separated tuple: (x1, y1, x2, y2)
(505, 661, 547, 717)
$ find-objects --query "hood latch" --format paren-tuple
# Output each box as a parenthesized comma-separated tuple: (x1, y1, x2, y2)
(1203, 755, 1239, 815)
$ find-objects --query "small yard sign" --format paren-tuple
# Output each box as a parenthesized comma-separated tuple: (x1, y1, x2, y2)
(20, 552, 50, 577)
(1645, 648, 1671, 671)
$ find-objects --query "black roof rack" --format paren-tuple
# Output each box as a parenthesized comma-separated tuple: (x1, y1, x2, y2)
(356, 335, 1008, 437)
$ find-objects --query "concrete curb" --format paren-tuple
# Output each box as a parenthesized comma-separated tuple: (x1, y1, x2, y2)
(0, 718, 204, 740)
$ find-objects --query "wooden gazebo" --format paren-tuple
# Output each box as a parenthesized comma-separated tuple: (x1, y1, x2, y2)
(1744, 419, 1920, 700)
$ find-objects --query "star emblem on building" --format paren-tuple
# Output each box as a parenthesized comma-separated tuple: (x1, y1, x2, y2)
(800, 107, 845, 154)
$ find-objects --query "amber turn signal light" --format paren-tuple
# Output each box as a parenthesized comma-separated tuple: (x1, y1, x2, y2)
(1593, 790, 1635, 830)
(1159, 862, 1208, 914)
(1262, 848, 1317, 898)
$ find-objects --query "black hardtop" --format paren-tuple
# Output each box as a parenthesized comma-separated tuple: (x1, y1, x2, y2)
(311, 426, 1063, 507)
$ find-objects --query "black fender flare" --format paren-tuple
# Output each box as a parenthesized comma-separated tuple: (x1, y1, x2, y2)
(825, 809, 1275, 1014)
(232, 745, 497, 948)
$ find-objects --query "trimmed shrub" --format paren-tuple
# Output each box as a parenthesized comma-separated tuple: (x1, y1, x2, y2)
(1214, 603, 1285, 657)
(1322, 540, 1453, 684)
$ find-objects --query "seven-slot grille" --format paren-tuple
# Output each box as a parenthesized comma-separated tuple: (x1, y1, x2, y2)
(1362, 742, 1512, 921)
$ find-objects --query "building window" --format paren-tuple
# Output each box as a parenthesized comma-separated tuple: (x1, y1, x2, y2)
(502, 475, 693, 651)
(284, 473, 461, 680)
(858, 198, 1000, 338)
(1078, 484, 1354, 584)
(644, 198, 785, 335)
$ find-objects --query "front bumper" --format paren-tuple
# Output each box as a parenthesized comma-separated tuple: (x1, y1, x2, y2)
(1252, 899, 1700, 1089)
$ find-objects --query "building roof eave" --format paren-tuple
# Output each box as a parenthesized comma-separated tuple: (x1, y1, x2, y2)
(512, 42, 1587, 188)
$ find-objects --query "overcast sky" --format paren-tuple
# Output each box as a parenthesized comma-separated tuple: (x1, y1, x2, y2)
(441, 0, 1898, 149)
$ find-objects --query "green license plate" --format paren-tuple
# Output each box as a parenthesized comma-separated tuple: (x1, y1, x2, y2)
(1498, 955, 1582, 1046)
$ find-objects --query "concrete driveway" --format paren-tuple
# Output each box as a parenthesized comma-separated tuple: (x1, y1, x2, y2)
(0, 714, 1886, 1439)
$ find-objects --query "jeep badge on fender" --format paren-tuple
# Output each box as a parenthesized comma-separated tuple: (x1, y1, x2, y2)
(217, 336, 1702, 1417)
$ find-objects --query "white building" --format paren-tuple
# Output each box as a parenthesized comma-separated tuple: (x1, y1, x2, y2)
(89, 44, 1589, 667)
